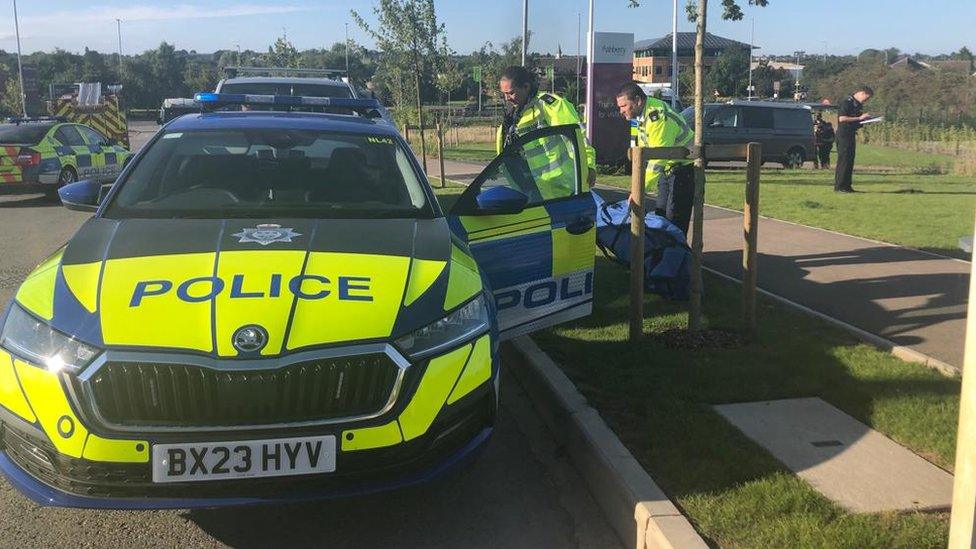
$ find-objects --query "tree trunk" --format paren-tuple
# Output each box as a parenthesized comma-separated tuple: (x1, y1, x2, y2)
(688, 0, 708, 333)
(413, 51, 429, 173)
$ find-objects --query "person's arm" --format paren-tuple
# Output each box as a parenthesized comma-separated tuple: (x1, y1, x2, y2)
(838, 114, 872, 123)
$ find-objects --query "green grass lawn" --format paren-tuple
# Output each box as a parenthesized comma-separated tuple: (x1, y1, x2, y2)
(434, 141, 974, 258)
(531, 258, 956, 548)
(431, 185, 956, 546)
(849, 144, 957, 170)
(601, 166, 976, 259)
(441, 142, 496, 163)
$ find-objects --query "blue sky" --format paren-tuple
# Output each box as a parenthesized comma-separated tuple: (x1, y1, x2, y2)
(0, 1, 973, 57)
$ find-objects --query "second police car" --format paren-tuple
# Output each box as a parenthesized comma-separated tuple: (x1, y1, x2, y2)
(0, 118, 130, 192)
(0, 93, 596, 507)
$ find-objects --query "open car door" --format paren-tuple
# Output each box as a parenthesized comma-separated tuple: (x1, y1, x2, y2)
(448, 124, 596, 340)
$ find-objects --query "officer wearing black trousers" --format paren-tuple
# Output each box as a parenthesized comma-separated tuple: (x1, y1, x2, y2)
(834, 86, 874, 193)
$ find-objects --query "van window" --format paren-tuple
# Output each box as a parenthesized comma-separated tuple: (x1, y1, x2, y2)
(710, 107, 739, 128)
(774, 109, 812, 131)
(741, 107, 774, 129)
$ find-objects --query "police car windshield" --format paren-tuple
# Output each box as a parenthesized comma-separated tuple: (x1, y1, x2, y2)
(0, 123, 53, 145)
(105, 129, 433, 219)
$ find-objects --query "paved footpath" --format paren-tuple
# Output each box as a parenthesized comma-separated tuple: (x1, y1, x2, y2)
(441, 159, 969, 371)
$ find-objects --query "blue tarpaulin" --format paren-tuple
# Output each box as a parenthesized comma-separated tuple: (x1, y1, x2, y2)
(593, 192, 691, 301)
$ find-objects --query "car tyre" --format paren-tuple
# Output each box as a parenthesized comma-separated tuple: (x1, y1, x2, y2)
(47, 166, 77, 200)
(783, 148, 805, 169)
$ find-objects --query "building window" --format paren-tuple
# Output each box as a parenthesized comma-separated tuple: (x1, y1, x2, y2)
(655, 66, 663, 76)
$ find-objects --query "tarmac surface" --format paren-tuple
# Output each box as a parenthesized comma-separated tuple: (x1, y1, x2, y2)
(0, 123, 621, 548)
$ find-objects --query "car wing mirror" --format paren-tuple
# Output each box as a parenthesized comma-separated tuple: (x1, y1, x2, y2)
(59, 179, 101, 213)
(473, 186, 529, 215)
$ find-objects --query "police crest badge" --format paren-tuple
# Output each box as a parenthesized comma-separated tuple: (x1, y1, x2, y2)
(232, 224, 302, 245)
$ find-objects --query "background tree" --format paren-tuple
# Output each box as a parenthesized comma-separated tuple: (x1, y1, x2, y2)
(749, 58, 794, 98)
(952, 46, 975, 73)
(436, 55, 465, 105)
(353, 0, 449, 172)
(704, 48, 749, 97)
(265, 35, 301, 68)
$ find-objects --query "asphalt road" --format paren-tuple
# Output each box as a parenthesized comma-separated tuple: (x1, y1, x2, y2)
(0, 123, 621, 548)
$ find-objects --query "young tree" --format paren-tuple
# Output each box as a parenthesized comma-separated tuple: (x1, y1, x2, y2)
(436, 56, 465, 105)
(352, 0, 448, 173)
(629, 0, 770, 332)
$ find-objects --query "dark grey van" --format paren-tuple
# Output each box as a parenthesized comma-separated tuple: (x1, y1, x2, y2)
(682, 100, 815, 168)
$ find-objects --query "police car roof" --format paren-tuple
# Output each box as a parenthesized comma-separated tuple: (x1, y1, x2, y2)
(221, 76, 347, 86)
(166, 111, 396, 136)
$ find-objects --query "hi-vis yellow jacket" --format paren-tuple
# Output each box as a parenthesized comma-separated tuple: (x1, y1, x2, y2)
(631, 96, 693, 191)
(496, 92, 596, 197)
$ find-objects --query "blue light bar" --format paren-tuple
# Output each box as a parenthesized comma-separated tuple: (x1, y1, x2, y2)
(193, 92, 381, 113)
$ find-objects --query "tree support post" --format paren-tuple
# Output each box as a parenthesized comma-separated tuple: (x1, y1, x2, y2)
(742, 142, 762, 339)
(437, 123, 446, 188)
(630, 147, 648, 342)
(950, 212, 976, 548)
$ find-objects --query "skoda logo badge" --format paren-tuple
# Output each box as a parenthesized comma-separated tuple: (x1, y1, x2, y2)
(233, 325, 268, 353)
(232, 224, 301, 246)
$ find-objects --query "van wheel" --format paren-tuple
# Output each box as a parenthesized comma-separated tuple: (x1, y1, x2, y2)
(783, 148, 805, 169)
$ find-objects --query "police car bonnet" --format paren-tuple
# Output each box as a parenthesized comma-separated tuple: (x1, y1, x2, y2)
(45, 216, 454, 355)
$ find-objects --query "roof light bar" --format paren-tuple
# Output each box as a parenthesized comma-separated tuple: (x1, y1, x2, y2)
(192, 93, 382, 116)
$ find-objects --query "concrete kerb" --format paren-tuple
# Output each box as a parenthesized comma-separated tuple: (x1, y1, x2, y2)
(703, 266, 960, 377)
(504, 337, 708, 549)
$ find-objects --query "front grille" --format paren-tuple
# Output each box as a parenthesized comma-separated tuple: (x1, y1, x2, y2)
(2, 390, 494, 499)
(87, 354, 401, 428)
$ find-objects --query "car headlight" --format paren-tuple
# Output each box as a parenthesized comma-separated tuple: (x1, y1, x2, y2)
(396, 294, 490, 359)
(0, 305, 100, 374)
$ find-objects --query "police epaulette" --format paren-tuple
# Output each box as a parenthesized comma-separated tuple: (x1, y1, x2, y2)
(539, 94, 557, 105)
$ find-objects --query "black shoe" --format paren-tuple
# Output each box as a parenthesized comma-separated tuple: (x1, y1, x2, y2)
(834, 187, 855, 193)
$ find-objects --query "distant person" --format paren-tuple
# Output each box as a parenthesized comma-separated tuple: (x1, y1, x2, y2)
(616, 82, 694, 235)
(834, 86, 874, 192)
(497, 66, 596, 191)
(813, 113, 835, 169)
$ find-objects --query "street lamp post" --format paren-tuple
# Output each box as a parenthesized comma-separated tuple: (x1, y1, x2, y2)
(116, 18, 124, 81)
(670, 0, 678, 109)
(521, 0, 528, 66)
(576, 12, 581, 105)
(12, 0, 27, 117)
(345, 23, 350, 74)
(747, 17, 755, 100)
(793, 50, 804, 99)
(585, 0, 594, 143)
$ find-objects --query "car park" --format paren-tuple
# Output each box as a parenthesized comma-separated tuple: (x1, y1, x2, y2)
(0, 93, 596, 508)
(0, 118, 130, 193)
(681, 100, 815, 168)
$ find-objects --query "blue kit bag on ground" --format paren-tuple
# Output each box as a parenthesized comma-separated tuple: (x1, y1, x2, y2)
(593, 192, 691, 300)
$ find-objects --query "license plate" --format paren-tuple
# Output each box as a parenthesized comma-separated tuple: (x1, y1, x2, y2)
(151, 435, 336, 483)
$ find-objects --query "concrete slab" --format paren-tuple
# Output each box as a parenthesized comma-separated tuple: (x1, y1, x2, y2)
(713, 397, 953, 513)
